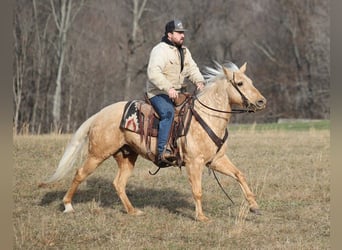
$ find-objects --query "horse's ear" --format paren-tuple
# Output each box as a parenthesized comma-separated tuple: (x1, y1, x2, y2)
(222, 65, 234, 81)
(240, 62, 247, 73)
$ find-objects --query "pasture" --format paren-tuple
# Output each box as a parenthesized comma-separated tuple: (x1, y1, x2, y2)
(13, 123, 330, 249)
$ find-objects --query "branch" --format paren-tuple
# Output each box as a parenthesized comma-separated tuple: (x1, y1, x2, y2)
(50, 0, 61, 31)
(137, 0, 147, 21)
(252, 41, 277, 63)
(70, 0, 85, 24)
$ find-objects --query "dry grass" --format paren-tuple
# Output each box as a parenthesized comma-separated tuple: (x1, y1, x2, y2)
(13, 129, 330, 249)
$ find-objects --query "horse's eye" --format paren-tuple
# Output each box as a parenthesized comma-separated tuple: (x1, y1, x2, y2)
(237, 82, 243, 87)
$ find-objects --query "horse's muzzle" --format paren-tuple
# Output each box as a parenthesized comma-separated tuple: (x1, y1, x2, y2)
(248, 97, 266, 111)
(255, 98, 267, 110)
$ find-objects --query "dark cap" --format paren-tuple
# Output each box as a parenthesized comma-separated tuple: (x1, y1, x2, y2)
(165, 19, 187, 34)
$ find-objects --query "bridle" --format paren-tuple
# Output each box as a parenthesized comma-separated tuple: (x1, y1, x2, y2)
(194, 72, 256, 114)
(189, 72, 257, 205)
(189, 71, 257, 151)
(229, 72, 253, 111)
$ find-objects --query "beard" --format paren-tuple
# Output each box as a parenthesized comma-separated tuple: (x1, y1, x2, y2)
(174, 39, 184, 46)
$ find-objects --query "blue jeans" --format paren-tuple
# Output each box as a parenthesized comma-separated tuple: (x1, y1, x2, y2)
(150, 94, 175, 155)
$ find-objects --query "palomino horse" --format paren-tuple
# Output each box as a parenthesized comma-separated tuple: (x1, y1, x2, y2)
(41, 62, 266, 222)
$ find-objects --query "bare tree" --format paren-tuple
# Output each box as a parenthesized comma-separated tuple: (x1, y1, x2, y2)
(123, 0, 148, 100)
(30, 0, 52, 133)
(50, 0, 84, 131)
(13, 3, 32, 134)
(13, 25, 25, 134)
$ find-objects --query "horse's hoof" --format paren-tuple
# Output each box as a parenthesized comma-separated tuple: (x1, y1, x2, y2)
(63, 203, 75, 213)
(134, 209, 144, 216)
(250, 207, 261, 215)
(128, 209, 144, 216)
(196, 215, 211, 222)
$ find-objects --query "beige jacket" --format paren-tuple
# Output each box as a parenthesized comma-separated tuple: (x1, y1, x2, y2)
(146, 42, 204, 98)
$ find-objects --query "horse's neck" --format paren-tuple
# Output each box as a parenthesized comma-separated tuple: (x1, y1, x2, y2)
(200, 80, 231, 110)
(195, 82, 231, 129)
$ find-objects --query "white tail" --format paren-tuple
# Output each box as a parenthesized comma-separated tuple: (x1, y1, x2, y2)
(43, 114, 98, 184)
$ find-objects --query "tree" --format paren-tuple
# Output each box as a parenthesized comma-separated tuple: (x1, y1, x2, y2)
(123, 0, 148, 100)
(13, 2, 33, 134)
(50, 0, 84, 131)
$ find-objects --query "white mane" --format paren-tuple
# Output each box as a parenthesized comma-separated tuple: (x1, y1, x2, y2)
(202, 61, 240, 84)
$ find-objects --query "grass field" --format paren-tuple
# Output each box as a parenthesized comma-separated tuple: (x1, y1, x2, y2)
(13, 123, 330, 249)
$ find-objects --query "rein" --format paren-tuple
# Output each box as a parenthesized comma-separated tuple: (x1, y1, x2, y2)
(194, 73, 255, 114)
(194, 95, 255, 114)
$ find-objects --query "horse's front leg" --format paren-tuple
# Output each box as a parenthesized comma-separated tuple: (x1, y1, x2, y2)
(185, 161, 209, 222)
(210, 154, 260, 214)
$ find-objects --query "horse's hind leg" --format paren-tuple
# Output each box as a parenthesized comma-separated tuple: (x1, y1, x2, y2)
(210, 155, 260, 214)
(63, 156, 104, 213)
(113, 150, 142, 215)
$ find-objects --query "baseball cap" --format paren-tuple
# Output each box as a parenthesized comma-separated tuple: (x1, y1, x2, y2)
(165, 19, 187, 33)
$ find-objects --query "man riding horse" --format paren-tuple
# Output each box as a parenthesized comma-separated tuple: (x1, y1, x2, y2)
(40, 19, 266, 222)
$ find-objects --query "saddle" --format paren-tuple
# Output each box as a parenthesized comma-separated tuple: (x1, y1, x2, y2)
(120, 93, 193, 166)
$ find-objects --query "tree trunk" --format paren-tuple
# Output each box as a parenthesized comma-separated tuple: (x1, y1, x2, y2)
(31, 0, 50, 134)
(13, 55, 23, 135)
(51, 0, 69, 131)
(124, 0, 147, 100)
(13, 12, 28, 135)
(50, 0, 84, 131)
(66, 84, 73, 132)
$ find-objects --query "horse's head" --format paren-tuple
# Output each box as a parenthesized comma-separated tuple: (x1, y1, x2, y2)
(222, 63, 266, 112)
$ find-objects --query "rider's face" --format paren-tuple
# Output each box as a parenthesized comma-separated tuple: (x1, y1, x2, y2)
(169, 31, 185, 46)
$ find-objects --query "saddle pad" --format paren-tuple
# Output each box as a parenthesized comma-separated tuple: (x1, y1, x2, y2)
(120, 100, 159, 135)
(120, 100, 140, 132)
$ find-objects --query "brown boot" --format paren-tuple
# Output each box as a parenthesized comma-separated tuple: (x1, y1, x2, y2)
(157, 149, 176, 167)
(162, 149, 176, 161)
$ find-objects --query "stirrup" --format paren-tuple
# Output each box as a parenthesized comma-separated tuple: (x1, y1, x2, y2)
(160, 148, 176, 161)
(157, 153, 175, 167)
(148, 157, 172, 175)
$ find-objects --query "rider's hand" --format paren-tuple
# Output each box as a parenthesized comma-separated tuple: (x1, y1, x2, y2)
(168, 87, 179, 99)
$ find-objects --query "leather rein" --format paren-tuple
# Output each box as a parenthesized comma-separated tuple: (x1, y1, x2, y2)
(195, 73, 256, 114)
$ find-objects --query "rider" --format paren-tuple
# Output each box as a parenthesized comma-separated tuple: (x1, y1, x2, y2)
(146, 19, 205, 166)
